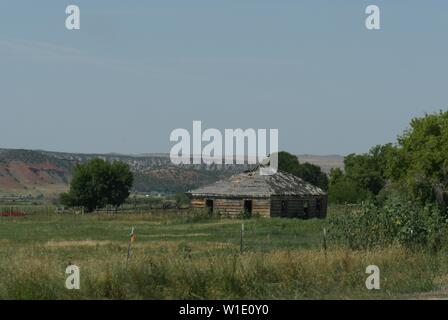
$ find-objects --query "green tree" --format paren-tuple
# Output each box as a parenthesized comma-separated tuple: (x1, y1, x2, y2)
(107, 161, 134, 207)
(277, 151, 329, 190)
(328, 168, 371, 204)
(395, 110, 448, 208)
(330, 110, 448, 208)
(59, 192, 75, 207)
(328, 177, 370, 204)
(174, 192, 190, 209)
(296, 162, 329, 191)
(329, 168, 344, 185)
(277, 151, 301, 174)
(60, 158, 133, 212)
(344, 150, 384, 195)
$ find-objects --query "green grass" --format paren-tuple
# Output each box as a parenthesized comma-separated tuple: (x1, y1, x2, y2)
(0, 207, 446, 299)
(0, 213, 325, 253)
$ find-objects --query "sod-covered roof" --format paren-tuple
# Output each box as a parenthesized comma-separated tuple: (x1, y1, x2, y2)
(186, 169, 326, 198)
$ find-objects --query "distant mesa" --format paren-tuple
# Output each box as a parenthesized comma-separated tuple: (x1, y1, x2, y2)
(0, 148, 343, 197)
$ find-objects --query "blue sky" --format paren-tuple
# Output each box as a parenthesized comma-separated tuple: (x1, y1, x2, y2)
(0, 1, 447, 155)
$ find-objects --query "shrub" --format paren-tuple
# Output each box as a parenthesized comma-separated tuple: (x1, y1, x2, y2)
(329, 196, 448, 251)
(328, 178, 372, 204)
(173, 192, 190, 209)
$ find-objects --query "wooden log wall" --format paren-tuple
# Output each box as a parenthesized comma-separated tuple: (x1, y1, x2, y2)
(190, 198, 206, 208)
(251, 199, 270, 217)
(190, 195, 327, 219)
(270, 196, 327, 219)
(189, 197, 270, 217)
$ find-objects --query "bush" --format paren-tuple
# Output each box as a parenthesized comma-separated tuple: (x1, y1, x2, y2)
(328, 178, 372, 204)
(173, 192, 190, 209)
(329, 196, 448, 251)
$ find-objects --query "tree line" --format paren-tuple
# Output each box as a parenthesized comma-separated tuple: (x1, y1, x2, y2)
(328, 110, 448, 211)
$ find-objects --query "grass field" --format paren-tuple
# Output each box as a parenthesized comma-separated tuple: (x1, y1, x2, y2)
(0, 207, 447, 299)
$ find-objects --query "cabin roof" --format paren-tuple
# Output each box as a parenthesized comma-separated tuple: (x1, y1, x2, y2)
(186, 169, 326, 198)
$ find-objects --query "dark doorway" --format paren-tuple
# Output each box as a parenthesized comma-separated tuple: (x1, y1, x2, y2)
(316, 199, 321, 214)
(205, 199, 214, 214)
(244, 200, 253, 215)
(303, 200, 309, 217)
(281, 200, 288, 215)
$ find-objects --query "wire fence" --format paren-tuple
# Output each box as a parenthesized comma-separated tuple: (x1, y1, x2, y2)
(0, 203, 193, 217)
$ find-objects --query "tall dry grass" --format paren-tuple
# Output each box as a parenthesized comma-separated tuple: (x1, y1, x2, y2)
(0, 244, 439, 299)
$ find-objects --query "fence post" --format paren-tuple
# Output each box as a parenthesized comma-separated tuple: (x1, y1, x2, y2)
(240, 223, 244, 254)
(126, 227, 136, 268)
(323, 227, 327, 256)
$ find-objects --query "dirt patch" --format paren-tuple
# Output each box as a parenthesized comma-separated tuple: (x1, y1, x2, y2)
(140, 233, 210, 238)
(45, 240, 114, 248)
(43, 239, 233, 252)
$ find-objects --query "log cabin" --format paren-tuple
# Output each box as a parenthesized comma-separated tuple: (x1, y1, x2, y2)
(185, 168, 327, 218)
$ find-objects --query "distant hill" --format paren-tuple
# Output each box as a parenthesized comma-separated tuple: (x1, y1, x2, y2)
(297, 154, 344, 174)
(0, 148, 344, 197)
